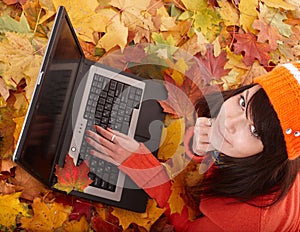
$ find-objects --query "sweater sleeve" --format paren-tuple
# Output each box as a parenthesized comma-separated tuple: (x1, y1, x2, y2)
(118, 143, 172, 207)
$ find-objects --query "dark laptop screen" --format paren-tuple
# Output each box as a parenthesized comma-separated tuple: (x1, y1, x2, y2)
(17, 14, 82, 184)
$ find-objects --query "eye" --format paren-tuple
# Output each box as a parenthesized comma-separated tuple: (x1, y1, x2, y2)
(250, 125, 259, 137)
(239, 95, 246, 109)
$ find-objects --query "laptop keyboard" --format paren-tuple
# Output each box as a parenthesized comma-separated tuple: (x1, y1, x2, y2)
(77, 73, 143, 192)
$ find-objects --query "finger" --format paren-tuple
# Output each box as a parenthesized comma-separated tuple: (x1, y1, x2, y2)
(195, 117, 212, 127)
(94, 125, 116, 142)
(193, 143, 211, 156)
(89, 149, 119, 166)
(86, 130, 114, 151)
(86, 135, 107, 154)
(107, 127, 128, 139)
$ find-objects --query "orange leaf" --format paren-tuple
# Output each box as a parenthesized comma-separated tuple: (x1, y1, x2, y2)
(54, 155, 93, 194)
(20, 197, 72, 231)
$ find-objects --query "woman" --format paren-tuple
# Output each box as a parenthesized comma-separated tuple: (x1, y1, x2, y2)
(86, 62, 300, 231)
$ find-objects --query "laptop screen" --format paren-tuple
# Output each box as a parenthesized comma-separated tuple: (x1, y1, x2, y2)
(16, 13, 82, 184)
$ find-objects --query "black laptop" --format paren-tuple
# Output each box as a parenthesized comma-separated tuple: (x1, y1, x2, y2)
(13, 6, 166, 212)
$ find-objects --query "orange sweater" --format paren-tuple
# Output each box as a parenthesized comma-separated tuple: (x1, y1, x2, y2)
(119, 144, 300, 232)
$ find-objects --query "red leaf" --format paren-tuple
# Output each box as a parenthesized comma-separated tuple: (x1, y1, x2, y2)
(91, 215, 122, 232)
(54, 194, 94, 221)
(54, 155, 93, 194)
(193, 45, 230, 82)
(233, 33, 272, 66)
(159, 74, 203, 127)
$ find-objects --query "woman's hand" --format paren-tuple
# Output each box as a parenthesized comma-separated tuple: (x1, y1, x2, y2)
(192, 117, 215, 156)
(85, 125, 140, 166)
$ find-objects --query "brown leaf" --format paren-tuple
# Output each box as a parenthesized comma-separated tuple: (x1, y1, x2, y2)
(193, 45, 230, 82)
(10, 165, 47, 201)
(233, 33, 272, 66)
(159, 74, 202, 127)
(252, 19, 282, 50)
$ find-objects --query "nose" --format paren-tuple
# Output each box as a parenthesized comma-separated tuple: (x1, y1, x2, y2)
(223, 111, 244, 135)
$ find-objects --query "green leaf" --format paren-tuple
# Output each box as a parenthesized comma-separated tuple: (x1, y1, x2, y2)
(0, 13, 31, 34)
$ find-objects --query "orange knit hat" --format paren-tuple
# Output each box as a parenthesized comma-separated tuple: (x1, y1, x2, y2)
(254, 61, 300, 160)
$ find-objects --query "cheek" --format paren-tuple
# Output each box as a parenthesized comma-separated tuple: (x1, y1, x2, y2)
(230, 137, 263, 158)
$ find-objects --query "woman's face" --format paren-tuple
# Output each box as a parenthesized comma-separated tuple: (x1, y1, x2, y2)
(211, 85, 264, 158)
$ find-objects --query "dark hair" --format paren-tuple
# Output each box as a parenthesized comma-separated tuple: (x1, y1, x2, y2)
(190, 84, 300, 207)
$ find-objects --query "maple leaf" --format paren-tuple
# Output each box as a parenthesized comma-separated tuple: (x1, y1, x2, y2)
(193, 8, 222, 42)
(159, 74, 201, 127)
(158, 118, 185, 161)
(54, 194, 93, 221)
(95, 7, 129, 51)
(233, 32, 272, 66)
(252, 18, 282, 50)
(259, 3, 292, 38)
(0, 159, 22, 195)
(180, 30, 209, 56)
(109, 0, 157, 44)
(238, 0, 258, 33)
(20, 197, 72, 231)
(0, 107, 16, 159)
(0, 32, 44, 100)
(194, 44, 230, 82)
(0, 192, 29, 230)
(0, 13, 31, 33)
(51, 0, 106, 43)
(63, 216, 90, 232)
(164, 58, 189, 86)
(54, 155, 93, 194)
(111, 198, 165, 231)
(216, 0, 239, 27)
(9, 165, 47, 201)
(92, 204, 122, 232)
(22, 0, 52, 37)
(263, 0, 296, 10)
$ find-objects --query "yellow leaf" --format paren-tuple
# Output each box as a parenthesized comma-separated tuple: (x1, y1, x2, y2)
(0, 192, 29, 229)
(217, 0, 239, 26)
(110, 0, 155, 43)
(156, 6, 176, 31)
(51, 0, 105, 43)
(158, 118, 185, 160)
(165, 58, 188, 86)
(180, 30, 209, 56)
(96, 17, 128, 52)
(239, 0, 259, 33)
(181, 0, 207, 11)
(0, 32, 43, 100)
(38, 0, 57, 24)
(13, 116, 25, 149)
(168, 175, 185, 215)
(111, 199, 165, 231)
(63, 216, 90, 232)
(262, 0, 296, 10)
(20, 198, 72, 231)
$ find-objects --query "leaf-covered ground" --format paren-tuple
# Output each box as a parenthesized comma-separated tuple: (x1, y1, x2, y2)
(1, 0, 300, 231)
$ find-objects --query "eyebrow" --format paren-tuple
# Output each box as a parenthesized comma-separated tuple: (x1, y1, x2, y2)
(245, 89, 251, 120)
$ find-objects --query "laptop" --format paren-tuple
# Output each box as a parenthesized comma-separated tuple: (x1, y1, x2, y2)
(13, 6, 166, 212)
